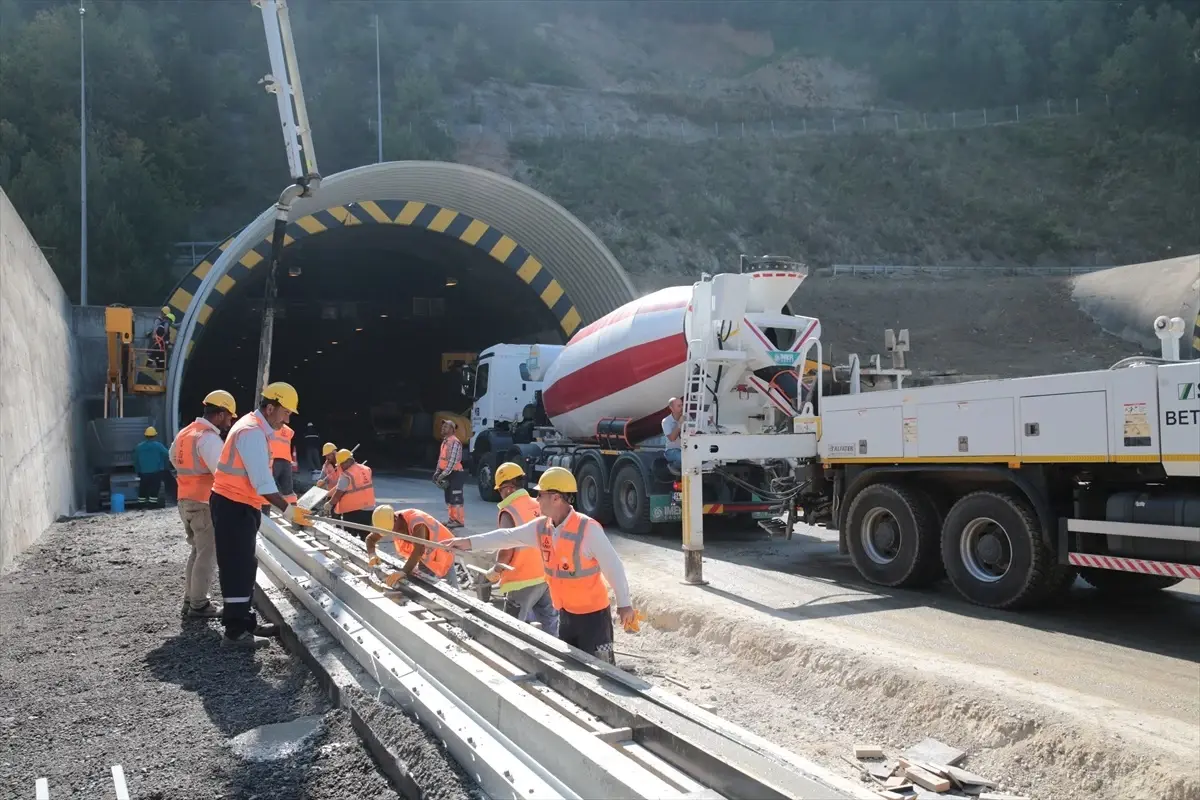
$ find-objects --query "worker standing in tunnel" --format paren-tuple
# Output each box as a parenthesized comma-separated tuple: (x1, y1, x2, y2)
(323, 448, 375, 534)
(315, 443, 339, 489)
(366, 505, 456, 586)
(448, 467, 635, 664)
(435, 419, 466, 528)
(268, 422, 298, 505)
(210, 381, 312, 648)
(134, 426, 171, 508)
(486, 462, 559, 635)
(302, 422, 322, 472)
(170, 390, 236, 619)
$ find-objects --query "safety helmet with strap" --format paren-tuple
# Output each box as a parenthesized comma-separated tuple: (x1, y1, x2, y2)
(202, 389, 237, 415)
(493, 461, 526, 489)
(262, 381, 299, 414)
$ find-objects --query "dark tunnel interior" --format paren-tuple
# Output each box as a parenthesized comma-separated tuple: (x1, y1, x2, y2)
(180, 225, 566, 468)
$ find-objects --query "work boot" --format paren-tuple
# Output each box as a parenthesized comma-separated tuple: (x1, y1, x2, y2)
(180, 599, 191, 617)
(187, 601, 222, 619)
(220, 632, 271, 650)
(253, 622, 281, 638)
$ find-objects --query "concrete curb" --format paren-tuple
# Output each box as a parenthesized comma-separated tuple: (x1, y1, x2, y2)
(254, 572, 427, 799)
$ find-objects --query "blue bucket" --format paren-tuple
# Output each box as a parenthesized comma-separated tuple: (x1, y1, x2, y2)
(111, 493, 126, 513)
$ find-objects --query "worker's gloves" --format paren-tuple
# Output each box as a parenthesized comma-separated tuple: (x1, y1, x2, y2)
(284, 504, 313, 527)
(484, 568, 501, 584)
(617, 606, 644, 633)
(368, 556, 381, 567)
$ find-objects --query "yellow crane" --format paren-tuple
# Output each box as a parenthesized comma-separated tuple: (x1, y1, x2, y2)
(103, 305, 166, 418)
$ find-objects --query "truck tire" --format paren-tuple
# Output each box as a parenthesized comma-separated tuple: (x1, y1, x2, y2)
(940, 490, 1052, 609)
(611, 463, 652, 535)
(477, 453, 500, 503)
(1078, 567, 1183, 594)
(845, 483, 942, 588)
(575, 460, 614, 526)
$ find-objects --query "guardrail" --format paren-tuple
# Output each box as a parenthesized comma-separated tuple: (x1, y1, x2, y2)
(819, 264, 1113, 277)
(172, 241, 222, 268)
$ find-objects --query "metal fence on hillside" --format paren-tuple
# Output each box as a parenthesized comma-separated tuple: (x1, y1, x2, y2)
(453, 92, 1142, 144)
(820, 264, 1113, 277)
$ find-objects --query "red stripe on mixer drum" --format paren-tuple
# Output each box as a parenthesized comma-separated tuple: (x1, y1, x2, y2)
(543, 333, 688, 416)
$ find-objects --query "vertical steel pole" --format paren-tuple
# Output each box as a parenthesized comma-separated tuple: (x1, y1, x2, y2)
(79, 0, 88, 305)
(375, 14, 383, 163)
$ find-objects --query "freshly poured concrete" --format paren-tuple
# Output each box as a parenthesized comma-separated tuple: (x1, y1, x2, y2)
(0, 189, 84, 571)
(228, 715, 325, 761)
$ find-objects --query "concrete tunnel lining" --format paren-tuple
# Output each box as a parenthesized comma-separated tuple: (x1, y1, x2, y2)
(165, 161, 637, 434)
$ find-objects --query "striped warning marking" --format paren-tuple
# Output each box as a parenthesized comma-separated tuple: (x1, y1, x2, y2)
(1068, 552, 1200, 580)
(34, 765, 131, 798)
(162, 200, 584, 359)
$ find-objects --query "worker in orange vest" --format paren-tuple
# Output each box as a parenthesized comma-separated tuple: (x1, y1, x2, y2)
(448, 467, 634, 664)
(268, 423, 297, 504)
(169, 389, 236, 619)
(314, 443, 338, 488)
(210, 381, 312, 648)
(365, 505, 457, 586)
(434, 419, 465, 528)
(323, 448, 375, 534)
(485, 462, 559, 636)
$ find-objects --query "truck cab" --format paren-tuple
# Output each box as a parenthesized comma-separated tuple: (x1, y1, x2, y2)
(460, 343, 564, 499)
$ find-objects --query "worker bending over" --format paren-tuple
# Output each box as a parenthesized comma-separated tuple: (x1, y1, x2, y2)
(134, 426, 171, 507)
(268, 422, 298, 504)
(324, 449, 375, 533)
(435, 419, 466, 528)
(486, 462, 559, 635)
(314, 443, 338, 488)
(449, 467, 634, 664)
(366, 505, 456, 585)
(210, 381, 312, 647)
(170, 390, 237, 619)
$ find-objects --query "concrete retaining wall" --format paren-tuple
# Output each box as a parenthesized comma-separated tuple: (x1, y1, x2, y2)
(0, 189, 84, 572)
(1071, 255, 1200, 358)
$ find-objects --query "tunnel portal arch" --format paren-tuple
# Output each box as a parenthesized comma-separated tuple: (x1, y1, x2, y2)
(164, 161, 636, 434)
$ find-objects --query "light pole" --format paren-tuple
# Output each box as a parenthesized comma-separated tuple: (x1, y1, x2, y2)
(79, 0, 88, 305)
(374, 13, 383, 163)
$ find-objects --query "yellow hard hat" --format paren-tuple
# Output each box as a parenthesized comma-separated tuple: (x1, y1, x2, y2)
(322, 442, 336, 456)
(262, 381, 299, 413)
(144, 426, 157, 438)
(371, 504, 395, 530)
(202, 389, 237, 415)
(160, 306, 170, 315)
(535, 466, 576, 494)
(335, 448, 353, 465)
(494, 461, 526, 489)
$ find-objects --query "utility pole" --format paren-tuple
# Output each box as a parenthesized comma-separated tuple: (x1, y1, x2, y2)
(374, 13, 383, 163)
(79, 0, 88, 306)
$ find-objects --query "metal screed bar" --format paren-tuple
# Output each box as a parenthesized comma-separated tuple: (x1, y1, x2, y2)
(257, 516, 869, 800)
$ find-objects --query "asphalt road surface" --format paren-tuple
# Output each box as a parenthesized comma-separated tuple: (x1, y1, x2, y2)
(370, 470, 1200, 759)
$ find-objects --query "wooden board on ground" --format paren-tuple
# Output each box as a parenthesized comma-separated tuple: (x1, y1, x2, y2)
(903, 737, 967, 768)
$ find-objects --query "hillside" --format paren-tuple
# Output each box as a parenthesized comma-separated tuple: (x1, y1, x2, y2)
(508, 120, 1200, 279)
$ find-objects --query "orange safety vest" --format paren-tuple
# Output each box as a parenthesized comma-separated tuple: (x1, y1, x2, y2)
(171, 419, 219, 503)
(495, 491, 546, 594)
(270, 424, 294, 463)
(539, 510, 610, 615)
(393, 508, 455, 578)
(437, 437, 463, 472)
(212, 413, 273, 508)
(334, 462, 375, 514)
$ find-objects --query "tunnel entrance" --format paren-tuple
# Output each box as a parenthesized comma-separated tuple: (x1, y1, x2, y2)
(180, 223, 564, 468)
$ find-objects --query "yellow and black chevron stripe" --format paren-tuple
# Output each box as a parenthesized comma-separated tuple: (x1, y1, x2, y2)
(163, 200, 584, 360)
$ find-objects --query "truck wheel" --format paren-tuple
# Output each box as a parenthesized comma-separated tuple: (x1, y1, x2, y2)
(477, 453, 500, 503)
(575, 460, 614, 526)
(611, 463, 652, 535)
(941, 490, 1052, 609)
(845, 483, 941, 588)
(1078, 567, 1183, 594)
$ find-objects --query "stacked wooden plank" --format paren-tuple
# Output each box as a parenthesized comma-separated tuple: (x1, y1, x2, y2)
(850, 738, 1030, 800)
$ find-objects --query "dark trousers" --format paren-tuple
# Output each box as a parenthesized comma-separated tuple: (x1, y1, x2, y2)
(443, 470, 464, 505)
(211, 492, 262, 639)
(338, 508, 374, 539)
(138, 471, 166, 506)
(559, 607, 615, 664)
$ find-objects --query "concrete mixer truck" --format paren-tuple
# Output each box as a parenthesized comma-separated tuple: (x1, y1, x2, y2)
(460, 256, 838, 535)
(461, 255, 1200, 612)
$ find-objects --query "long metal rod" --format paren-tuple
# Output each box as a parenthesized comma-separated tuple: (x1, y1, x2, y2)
(306, 514, 456, 551)
(78, 0, 87, 306)
(374, 13, 383, 163)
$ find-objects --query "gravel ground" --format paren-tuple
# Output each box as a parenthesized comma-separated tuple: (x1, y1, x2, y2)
(0, 509, 403, 799)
